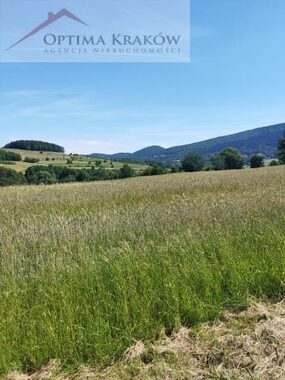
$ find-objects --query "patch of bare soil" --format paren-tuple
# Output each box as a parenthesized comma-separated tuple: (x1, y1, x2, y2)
(5, 301, 285, 380)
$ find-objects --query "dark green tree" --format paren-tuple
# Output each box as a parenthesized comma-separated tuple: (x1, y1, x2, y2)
(0, 167, 27, 186)
(75, 170, 90, 182)
(211, 147, 244, 170)
(278, 134, 285, 164)
(119, 164, 134, 179)
(181, 152, 204, 172)
(250, 153, 264, 168)
(210, 154, 225, 171)
(35, 171, 57, 185)
(142, 164, 165, 176)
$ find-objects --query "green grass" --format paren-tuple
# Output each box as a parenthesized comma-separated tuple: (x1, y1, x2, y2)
(0, 167, 284, 374)
(0, 148, 148, 173)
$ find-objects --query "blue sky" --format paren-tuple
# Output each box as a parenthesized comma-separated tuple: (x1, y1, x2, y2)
(0, 0, 285, 154)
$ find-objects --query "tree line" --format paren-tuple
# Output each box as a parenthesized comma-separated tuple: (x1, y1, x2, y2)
(0, 134, 285, 187)
(4, 140, 65, 153)
(0, 161, 180, 187)
(181, 133, 285, 172)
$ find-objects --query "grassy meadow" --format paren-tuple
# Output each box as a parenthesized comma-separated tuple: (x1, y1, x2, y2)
(0, 166, 284, 375)
(0, 149, 147, 173)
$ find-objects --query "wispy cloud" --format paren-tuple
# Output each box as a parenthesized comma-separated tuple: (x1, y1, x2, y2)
(1, 92, 193, 121)
(0, 90, 80, 100)
(1, 88, 284, 155)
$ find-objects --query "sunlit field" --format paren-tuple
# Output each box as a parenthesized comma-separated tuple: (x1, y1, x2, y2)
(0, 166, 284, 375)
(0, 148, 147, 173)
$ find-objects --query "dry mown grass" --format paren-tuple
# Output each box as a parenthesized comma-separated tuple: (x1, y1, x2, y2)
(6, 301, 285, 380)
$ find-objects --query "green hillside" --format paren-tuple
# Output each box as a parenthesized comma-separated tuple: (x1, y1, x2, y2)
(0, 149, 147, 173)
(93, 123, 285, 161)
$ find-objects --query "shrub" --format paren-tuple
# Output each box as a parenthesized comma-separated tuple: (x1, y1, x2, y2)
(0, 149, 21, 162)
(143, 164, 165, 176)
(34, 171, 57, 185)
(0, 167, 27, 186)
(269, 160, 279, 166)
(25, 165, 123, 185)
(25, 166, 55, 184)
(24, 157, 40, 163)
(75, 170, 90, 182)
(119, 164, 134, 179)
(170, 164, 181, 173)
(250, 153, 264, 168)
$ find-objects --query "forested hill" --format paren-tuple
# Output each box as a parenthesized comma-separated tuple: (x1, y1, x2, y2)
(4, 140, 65, 153)
(93, 123, 285, 162)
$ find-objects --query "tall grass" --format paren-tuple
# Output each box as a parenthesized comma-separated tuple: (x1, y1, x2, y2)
(0, 167, 284, 374)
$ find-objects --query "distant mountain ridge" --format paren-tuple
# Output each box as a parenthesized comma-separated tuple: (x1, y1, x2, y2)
(93, 123, 285, 162)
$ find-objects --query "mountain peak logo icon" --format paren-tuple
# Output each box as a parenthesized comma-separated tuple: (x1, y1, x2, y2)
(8, 8, 88, 50)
